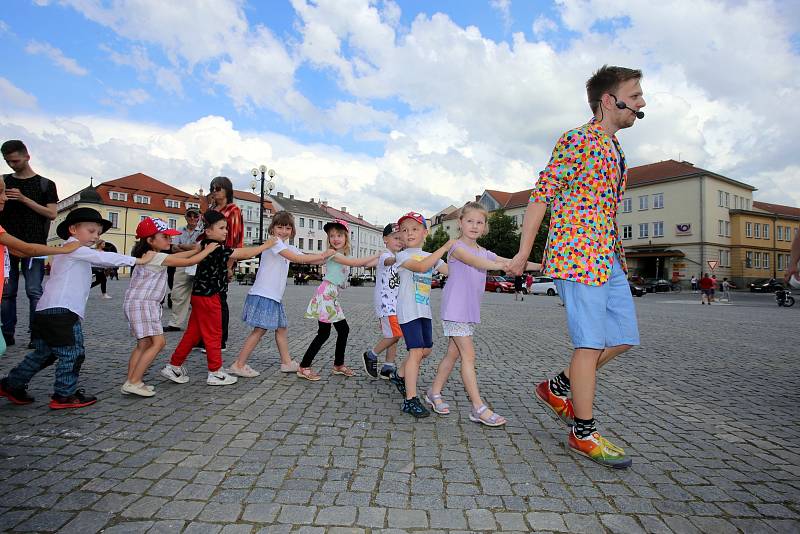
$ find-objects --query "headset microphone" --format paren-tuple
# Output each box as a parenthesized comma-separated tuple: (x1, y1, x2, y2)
(614, 99, 644, 119)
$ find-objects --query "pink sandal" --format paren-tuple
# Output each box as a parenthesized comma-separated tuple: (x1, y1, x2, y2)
(332, 365, 355, 377)
(296, 367, 321, 381)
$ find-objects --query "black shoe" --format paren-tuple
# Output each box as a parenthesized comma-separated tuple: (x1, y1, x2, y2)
(49, 389, 97, 410)
(167, 295, 173, 309)
(379, 365, 395, 380)
(3, 333, 15, 346)
(402, 397, 430, 418)
(0, 378, 35, 405)
(390, 369, 406, 397)
(27, 341, 35, 349)
(362, 351, 378, 378)
(163, 326, 182, 332)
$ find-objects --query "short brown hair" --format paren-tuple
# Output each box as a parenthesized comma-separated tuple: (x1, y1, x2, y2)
(1, 140, 28, 157)
(267, 210, 296, 239)
(586, 65, 642, 114)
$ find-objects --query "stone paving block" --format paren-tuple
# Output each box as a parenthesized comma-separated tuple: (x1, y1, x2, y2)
(277, 504, 317, 525)
(494, 512, 527, 532)
(15, 510, 75, 532)
(600, 513, 647, 534)
(120, 496, 169, 518)
(526, 511, 567, 532)
(183, 523, 224, 534)
(220, 525, 254, 534)
(466, 508, 497, 531)
(242, 503, 281, 523)
(102, 521, 156, 534)
(563, 513, 603, 534)
(147, 520, 187, 533)
(154, 500, 205, 520)
(314, 505, 357, 526)
(56, 510, 113, 534)
(387, 508, 428, 529)
(429, 509, 467, 529)
(356, 506, 386, 528)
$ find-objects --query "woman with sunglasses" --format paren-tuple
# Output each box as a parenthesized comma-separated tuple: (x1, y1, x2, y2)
(206, 177, 243, 351)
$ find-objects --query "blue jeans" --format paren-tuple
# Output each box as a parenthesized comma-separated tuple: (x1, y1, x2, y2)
(5, 308, 86, 397)
(2, 256, 45, 337)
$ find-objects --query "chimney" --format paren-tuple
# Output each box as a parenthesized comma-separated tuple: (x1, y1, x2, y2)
(358, 214, 363, 220)
(475, 195, 480, 202)
(310, 197, 314, 203)
(290, 194, 295, 199)
(276, 191, 284, 197)
(322, 200, 328, 206)
(341, 207, 347, 213)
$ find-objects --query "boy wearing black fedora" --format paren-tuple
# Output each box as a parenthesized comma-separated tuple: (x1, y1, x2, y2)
(0, 207, 155, 409)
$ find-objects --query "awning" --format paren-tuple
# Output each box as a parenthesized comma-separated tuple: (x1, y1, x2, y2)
(626, 249, 686, 259)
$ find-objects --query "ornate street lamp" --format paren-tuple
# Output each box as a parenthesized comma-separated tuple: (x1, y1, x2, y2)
(250, 165, 275, 244)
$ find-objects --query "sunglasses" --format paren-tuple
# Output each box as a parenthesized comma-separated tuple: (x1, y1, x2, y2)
(210, 185, 225, 192)
(186, 213, 200, 218)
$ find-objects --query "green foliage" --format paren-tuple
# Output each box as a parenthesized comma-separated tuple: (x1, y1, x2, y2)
(423, 225, 451, 253)
(477, 209, 519, 259)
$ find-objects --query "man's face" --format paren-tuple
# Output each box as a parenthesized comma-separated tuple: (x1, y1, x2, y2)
(400, 220, 426, 248)
(185, 212, 200, 228)
(70, 222, 103, 246)
(3, 151, 30, 173)
(611, 78, 646, 130)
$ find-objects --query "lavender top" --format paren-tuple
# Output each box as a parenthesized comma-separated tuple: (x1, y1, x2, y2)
(440, 241, 496, 324)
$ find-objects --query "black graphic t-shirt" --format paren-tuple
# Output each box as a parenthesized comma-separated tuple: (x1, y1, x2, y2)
(192, 239, 234, 297)
(0, 174, 58, 244)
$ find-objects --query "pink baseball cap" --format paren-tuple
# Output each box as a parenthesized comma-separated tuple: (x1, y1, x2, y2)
(397, 211, 427, 229)
(323, 218, 350, 233)
(136, 217, 182, 239)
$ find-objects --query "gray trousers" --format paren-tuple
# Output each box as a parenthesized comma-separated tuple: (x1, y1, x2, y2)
(167, 268, 194, 329)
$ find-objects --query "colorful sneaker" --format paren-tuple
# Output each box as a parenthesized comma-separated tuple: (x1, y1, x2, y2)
(161, 364, 190, 384)
(568, 428, 632, 469)
(362, 351, 378, 378)
(49, 389, 97, 410)
(390, 369, 406, 397)
(0, 378, 34, 405)
(379, 364, 395, 380)
(535, 379, 574, 426)
(402, 397, 430, 418)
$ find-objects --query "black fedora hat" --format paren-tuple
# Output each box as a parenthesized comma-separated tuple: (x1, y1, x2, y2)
(56, 207, 112, 240)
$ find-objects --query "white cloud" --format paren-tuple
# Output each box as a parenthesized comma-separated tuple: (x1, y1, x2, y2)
(490, 0, 513, 32)
(24, 40, 88, 76)
(102, 88, 151, 108)
(101, 44, 184, 95)
(532, 15, 557, 37)
(0, 78, 38, 109)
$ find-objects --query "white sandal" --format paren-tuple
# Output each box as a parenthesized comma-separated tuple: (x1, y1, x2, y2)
(227, 364, 260, 378)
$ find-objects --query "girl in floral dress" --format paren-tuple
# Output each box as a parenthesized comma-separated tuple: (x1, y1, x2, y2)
(297, 219, 380, 380)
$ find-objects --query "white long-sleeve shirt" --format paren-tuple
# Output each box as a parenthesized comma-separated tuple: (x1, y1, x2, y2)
(37, 237, 137, 318)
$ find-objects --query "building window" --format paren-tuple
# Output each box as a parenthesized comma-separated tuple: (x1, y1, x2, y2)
(108, 211, 119, 228)
(777, 226, 783, 241)
(309, 219, 314, 229)
(746, 251, 753, 268)
(140, 215, 148, 222)
(763, 224, 769, 239)
(754, 252, 761, 269)
(718, 190, 724, 207)
(133, 194, 150, 204)
(621, 198, 631, 213)
(745, 222, 752, 237)
(168, 218, 177, 229)
(764, 253, 770, 270)
(318, 220, 323, 230)
(299, 238, 304, 249)
(638, 195, 648, 210)
(245, 227, 252, 240)
(638, 223, 649, 238)
(754, 223, 760, 238)
(109, 191, 128, 201)
(186, 202, 200, 209)
(718, 220, 724, 237)
(724, 221, 730, 237)
(165, 199, 181, 208)
(734, 195, 739, 209)
(653, 193, 664, 209)
(745, 198, 751, 210)
(653, 221, 664, 237)
(289, 238, 294, 246)
(318, 239, 323, 251)
(725, 192, 730, 208)
(299, 217, 305, 228)
(622, 225, 632, 240)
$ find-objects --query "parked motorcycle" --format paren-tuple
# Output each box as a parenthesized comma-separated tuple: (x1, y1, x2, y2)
(775, 289, 795, 307)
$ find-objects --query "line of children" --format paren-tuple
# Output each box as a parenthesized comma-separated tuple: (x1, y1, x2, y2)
(230, 211, 334, 378)
(298, 219, 380, 380)
(121, 217, 219, 397)
(0, 208, 154, 408)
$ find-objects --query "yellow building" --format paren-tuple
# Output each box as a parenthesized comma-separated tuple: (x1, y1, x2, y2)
(49, 173, 207, 273)
(729, 201, 800, 285)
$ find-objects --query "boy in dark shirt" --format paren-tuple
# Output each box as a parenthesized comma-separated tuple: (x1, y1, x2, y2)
(161, 210, 275, 386)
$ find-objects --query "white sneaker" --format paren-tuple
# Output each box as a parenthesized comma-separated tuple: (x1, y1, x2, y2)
(161, 364, 190, 384)
(121, 381, 156, 397)
(227, 364, 260, 378)
(102, 294, 112, 299)
(207, 370, 238, 386)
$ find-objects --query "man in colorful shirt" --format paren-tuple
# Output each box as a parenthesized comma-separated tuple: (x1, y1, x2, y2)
(510, 65, 646, 469)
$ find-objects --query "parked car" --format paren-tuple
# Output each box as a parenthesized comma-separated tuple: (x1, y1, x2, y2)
(629, 281, 645, 297)
(749, 278, 784, 293)
(643, 278, 673, 293)
(529, 276, 558, 296)
(431, 274, 446, 289)
(485, 275, 514, 293)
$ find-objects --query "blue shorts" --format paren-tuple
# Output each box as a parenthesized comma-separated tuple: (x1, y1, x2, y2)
(400, 317, 433, 350)
(554, 256, 640, 350)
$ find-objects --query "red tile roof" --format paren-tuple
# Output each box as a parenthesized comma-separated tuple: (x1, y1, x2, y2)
(234, 190, 274, 214)
(321, 205, 380, 230)
(627, 160, 755, 190)
(96, 173, 207, 215)
(484, 188, 534, 209)
(753, 201, 800, 219)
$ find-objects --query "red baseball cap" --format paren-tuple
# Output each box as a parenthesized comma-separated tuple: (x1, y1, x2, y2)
(397, 212, 427, 229)
(136, 217, 182, 239)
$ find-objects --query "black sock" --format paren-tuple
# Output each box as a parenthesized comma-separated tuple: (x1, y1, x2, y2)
(573, 417, 596, 439)
(549, 371, 570, 396)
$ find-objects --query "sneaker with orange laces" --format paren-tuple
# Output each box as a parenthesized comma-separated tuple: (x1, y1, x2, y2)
(535, 379, 574, 426)
(568, 428, 632, 469)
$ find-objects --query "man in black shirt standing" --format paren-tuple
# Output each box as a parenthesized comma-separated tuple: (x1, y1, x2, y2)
(1, 140, 59, 348)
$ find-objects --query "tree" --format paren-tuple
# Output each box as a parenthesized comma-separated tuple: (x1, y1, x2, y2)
(423, 225, 450, 253)
(530, 208, 551, 264)
(477, 209, 519, 259)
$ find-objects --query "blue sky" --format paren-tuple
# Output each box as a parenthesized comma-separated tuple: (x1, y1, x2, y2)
(1, 1, 799, 220)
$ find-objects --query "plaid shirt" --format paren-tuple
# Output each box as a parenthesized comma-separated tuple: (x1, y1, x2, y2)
(530, 118, 628, 286)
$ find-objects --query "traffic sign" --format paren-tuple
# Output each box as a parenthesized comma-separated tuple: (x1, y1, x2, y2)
(707, 260, 719, 271)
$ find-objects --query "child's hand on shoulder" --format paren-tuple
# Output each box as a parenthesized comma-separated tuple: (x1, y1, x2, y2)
(62, 241, 82, 253)
(264, 237, 277, 248)
(322, 248, 337, 259)
(137, 250, 157, 264)
(204, 242, 220, 253)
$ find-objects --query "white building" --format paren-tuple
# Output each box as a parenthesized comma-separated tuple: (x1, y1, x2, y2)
(233, 189, 273, 245)
(268, 192, 333, 254)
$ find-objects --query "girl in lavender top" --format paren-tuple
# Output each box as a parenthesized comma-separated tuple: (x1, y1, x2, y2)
(425, 202, 541, 426)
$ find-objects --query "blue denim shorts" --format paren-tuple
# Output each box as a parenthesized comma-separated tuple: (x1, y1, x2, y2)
(399, 317, 433, 350)
(554, 256, 640, 349)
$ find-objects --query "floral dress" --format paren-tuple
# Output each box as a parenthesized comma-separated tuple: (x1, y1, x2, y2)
(305, 255, 349, 323)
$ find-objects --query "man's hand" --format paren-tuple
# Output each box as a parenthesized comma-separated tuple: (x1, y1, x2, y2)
(62, 241, 82, 253)
(5, 188, 27, 203)
(508, 252, 528, 276)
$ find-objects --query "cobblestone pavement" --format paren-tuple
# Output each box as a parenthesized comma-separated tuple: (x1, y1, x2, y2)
(1, 280, 798, 533)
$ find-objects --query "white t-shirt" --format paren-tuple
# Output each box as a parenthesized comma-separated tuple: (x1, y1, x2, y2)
(395, 247, 443, 324)
(374, 250, 399, 317)
(249, 238, 299, 303)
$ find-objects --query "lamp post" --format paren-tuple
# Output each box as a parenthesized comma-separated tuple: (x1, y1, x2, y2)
(250, 165, 275, 244)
